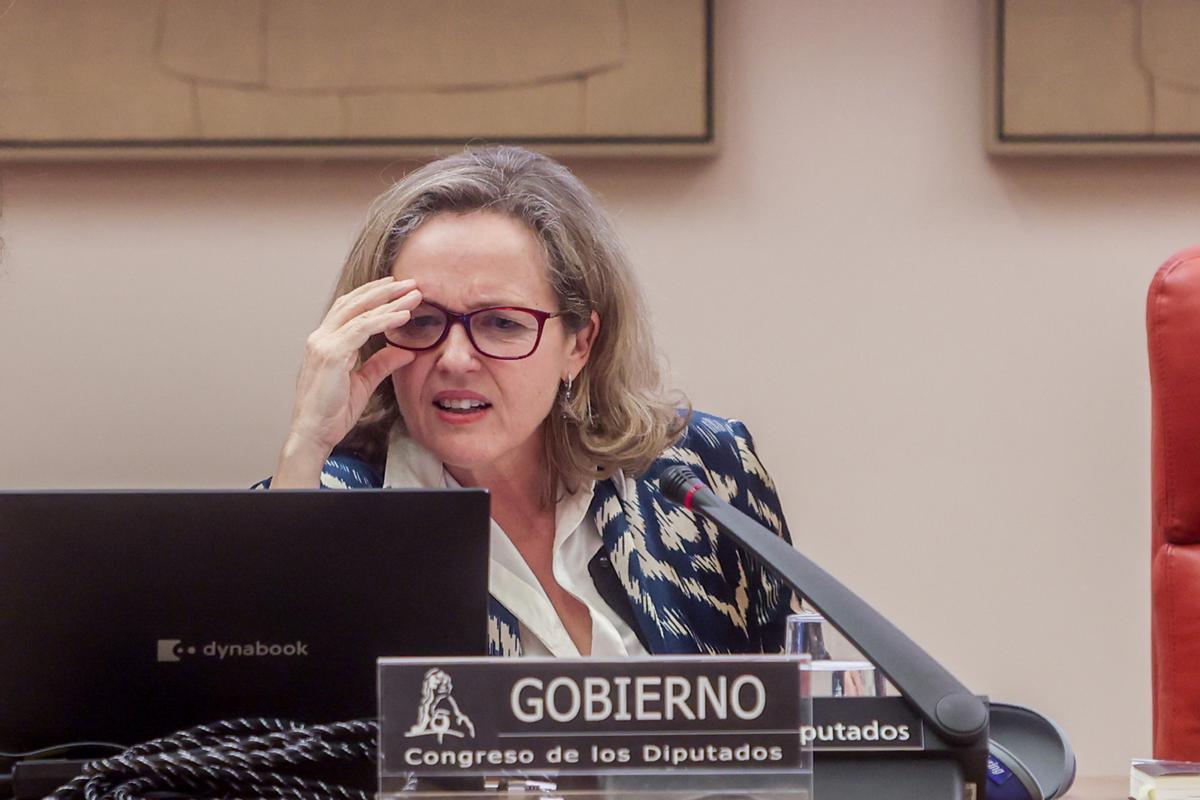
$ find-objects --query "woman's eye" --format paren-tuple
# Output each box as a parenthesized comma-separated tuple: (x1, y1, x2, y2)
(411, 315, 443, 328)
(477, 313, 520, 329)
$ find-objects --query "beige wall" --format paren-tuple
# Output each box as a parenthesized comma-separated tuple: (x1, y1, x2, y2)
(0, 0, 1187, 777)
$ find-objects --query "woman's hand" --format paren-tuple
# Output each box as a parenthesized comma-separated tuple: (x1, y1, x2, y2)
(272, 277, 422, 487)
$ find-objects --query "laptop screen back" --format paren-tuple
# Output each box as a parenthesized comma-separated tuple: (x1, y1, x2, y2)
(0, 489, 491, 752)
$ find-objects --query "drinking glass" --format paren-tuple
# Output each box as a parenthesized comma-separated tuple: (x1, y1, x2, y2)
(785, 612, 890, 698)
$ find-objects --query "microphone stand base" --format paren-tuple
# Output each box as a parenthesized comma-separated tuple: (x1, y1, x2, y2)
(813, 755, 970, 800)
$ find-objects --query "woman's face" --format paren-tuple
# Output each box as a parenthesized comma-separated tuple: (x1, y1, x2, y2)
(388, 210, 596, 483)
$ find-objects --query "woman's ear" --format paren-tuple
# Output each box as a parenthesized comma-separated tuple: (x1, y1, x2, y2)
(566, 311, 600, 375)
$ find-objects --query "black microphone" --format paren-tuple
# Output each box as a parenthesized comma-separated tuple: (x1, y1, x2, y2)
(660, 465, 1076, 800)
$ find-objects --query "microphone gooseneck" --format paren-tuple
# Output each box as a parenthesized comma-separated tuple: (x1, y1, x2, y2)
(658, 465, 989, 746)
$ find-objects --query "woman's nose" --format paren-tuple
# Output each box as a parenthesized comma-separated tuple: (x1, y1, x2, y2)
(436, 321, 480, 371)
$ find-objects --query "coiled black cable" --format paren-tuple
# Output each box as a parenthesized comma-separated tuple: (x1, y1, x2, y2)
(46, 718, 379, 800)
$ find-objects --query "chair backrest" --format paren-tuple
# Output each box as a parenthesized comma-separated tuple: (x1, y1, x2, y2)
(1147, 246, 1200, 758)
(1148, 246, 1200, 550)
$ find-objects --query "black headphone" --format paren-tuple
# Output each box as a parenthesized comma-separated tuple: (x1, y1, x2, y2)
(986, 702, 1076, 800)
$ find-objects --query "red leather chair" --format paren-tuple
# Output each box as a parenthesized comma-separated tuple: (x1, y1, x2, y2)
(1149, 246, 1200, 759)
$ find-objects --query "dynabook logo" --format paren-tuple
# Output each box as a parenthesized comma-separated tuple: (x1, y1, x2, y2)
(156, 639, 310, 662)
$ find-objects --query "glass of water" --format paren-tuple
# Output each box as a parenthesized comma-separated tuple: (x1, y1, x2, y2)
(785, 612, 889, 698)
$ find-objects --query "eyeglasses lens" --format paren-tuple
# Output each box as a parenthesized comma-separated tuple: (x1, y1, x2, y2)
(386, 303, 447, 349)
(471, 308, 541, 357)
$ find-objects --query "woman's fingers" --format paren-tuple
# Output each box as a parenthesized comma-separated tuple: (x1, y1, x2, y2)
(355, 345, 416, 395)
(282, 280, 421, 460)
(323, 277, 417, 331)
(334, 291, 422, 348)
(369, 288, 424, 320)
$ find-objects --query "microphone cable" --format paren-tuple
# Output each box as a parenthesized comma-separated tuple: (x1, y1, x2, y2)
(45, 718, 379, 800)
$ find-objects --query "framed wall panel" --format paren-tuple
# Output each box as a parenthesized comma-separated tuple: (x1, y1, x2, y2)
(988, 0, 1200, 155)
(0, 0, 713, 160)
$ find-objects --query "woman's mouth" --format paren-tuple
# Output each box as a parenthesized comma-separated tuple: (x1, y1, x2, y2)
(434, 398, 492, 413)
(432, 394, 493, 424)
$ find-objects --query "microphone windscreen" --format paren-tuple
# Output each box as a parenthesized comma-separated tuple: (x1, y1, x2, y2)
(659, 465, 703, 505)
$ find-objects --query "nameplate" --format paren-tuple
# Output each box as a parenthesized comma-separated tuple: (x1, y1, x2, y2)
(810, 697, 925, 751)
(377, 656, 807, 776)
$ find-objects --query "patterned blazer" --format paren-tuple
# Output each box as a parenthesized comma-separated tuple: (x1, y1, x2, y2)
(267, 412, 798, 656)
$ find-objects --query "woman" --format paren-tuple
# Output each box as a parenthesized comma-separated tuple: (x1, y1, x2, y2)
(267, 145, 796, 657)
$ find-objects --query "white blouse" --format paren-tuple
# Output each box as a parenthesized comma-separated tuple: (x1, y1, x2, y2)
(383, 428, 648, 657)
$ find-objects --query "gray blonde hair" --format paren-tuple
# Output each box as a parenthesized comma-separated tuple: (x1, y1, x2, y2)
(334, 145, 688, 502)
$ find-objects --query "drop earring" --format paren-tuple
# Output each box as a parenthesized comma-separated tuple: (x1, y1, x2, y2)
(561, 374, 573, 420)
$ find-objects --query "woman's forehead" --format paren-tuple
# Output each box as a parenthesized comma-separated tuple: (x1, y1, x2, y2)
(390, 211, 554, 308)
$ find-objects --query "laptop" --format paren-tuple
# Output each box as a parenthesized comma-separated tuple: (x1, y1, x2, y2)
(0, 489, 491, 754)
